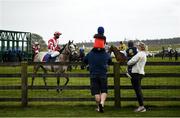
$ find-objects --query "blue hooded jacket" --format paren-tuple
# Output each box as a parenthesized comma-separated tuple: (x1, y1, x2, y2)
(83, 48, 112, 78)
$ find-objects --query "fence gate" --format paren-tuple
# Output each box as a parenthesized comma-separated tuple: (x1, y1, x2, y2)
(0, 30, 32, 62)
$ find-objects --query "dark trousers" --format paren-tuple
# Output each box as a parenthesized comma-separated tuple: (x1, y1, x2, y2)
(131, 73, 144, 106)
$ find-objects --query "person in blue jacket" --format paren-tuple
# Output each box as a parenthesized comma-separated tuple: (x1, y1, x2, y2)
(83, 26, 112, 113)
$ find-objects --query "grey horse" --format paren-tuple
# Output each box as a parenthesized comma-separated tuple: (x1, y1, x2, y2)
(31, 40, 77, 92)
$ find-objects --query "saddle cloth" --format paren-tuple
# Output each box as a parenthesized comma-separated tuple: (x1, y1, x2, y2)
(43, 54, 57, 62)
(42, 54, 51, 62)
(37, 52, 57, 62)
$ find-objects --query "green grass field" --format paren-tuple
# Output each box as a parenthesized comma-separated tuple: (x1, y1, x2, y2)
(0, 102, 180, 117)
(0, 57, 180, 117)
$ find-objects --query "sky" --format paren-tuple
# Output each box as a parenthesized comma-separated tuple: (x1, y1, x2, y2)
(0, 0, 180, 44)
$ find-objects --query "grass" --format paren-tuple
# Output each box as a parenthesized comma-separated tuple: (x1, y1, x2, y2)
(0, 102, 180, 117)
(0, 57, 180, 117)
(147, 44, 180, 51)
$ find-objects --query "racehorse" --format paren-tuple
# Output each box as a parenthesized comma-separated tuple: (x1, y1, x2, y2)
(31, 40, 77, 92)
(67, 49, 80, 71)
(109, 45, 127, 62)
(68, 47, 86, 71)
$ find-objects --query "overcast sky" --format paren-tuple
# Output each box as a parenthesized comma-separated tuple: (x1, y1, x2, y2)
(0, 0, 180, 44)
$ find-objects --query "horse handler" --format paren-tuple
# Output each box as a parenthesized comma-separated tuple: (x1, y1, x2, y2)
(83, 26, 112, 113)
(32, 41, 40, 60)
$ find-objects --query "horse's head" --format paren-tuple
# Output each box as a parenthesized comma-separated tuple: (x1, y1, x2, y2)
(109, 45, 127, 62)
(62, 40, 77, 56)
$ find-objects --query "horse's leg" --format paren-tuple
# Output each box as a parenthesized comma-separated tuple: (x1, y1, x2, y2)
(67, 65, 72, 72)
(56, 71, 69, 93)
(41, 65, 48, 91)
(75, 61, 79, 70)
(60, 72, 69, 91)
(56, 75, 60, 93)
(64, 74, 69, 87)
(31, 65, 40, 90)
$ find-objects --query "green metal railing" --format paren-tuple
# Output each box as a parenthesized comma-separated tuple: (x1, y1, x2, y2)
(0, 30, 32, 62)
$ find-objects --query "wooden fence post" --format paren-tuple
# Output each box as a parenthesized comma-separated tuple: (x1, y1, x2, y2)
(113, 62, 121, 108)
(21, 61, 28, 107)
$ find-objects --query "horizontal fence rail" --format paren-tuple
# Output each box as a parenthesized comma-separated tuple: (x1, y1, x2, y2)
(1, 73, 180, 78)
(1, 85, 180, 90)
(1, 61, 180, 66)
(0, 61, 180, 107)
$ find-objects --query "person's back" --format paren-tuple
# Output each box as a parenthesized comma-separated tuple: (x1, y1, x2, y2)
(83, 26, 111, 113)
(84, 48, 111, 78)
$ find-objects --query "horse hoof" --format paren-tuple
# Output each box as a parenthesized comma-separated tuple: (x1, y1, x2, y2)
(56, 89, 60, 93)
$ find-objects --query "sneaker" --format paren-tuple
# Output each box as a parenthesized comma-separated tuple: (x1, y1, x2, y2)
(98, 104, 104, 113)
(95, 107, 99, 112)
(134, 106, 146, 112)
(126, 73, 132, 79)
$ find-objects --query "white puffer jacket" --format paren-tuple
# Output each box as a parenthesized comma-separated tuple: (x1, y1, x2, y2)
(127, 51, 147, 75)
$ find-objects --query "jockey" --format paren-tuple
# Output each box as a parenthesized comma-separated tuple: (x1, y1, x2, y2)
(32, 42, 40, 55)
(48, 31, 62, 58)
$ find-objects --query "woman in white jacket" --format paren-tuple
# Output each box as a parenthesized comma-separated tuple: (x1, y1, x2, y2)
(127, 42, 147, 112)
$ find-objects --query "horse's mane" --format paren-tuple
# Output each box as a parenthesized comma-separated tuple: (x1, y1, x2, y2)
(59, 44, 67, 54)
